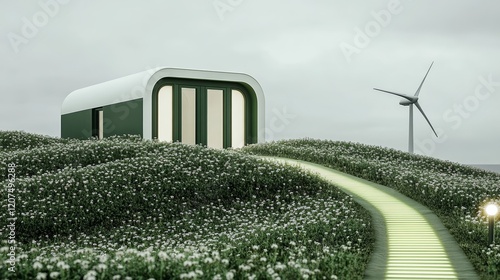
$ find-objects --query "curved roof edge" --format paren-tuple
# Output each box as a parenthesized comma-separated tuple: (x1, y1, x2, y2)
(61, 70, 151, 115)
(61, 67, 266, 142)
(142, 68, 265, 142)
(61, 67, 264, 114)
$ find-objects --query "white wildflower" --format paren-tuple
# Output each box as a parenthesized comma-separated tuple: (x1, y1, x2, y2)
(239, 264, 251, 271)
(158, 251, 168, 260)
(96, 263, 107, 272)
(33, 261, 43, 270)
(226, 271, 234, 280)
(83, 270, 97, 280)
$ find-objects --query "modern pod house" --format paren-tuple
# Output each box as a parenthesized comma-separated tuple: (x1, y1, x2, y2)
(61, 68, 265, 148)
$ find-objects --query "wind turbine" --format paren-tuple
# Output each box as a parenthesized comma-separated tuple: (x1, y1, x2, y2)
(373, 62, 438, 154)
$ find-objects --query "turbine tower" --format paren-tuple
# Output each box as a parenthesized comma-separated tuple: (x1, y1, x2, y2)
(374, 62, 438, 154)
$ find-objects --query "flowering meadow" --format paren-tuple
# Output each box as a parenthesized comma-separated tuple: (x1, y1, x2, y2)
(243, 138, 500, 280)
(0, 132, 373, 279)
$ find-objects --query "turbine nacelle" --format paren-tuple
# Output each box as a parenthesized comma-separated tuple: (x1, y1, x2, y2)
(373, 62, 438, 153)
(399, 98, 417, 106)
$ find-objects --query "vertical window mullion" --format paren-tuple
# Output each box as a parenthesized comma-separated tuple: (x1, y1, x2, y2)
(98, 109, 104, 139)
(223, 88, 232, 148)
(92, 108, 103, 139)
(197, 86, 207, 146)
(173, 84, 182, 142)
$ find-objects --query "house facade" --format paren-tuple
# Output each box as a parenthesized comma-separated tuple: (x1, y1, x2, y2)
(61, 68, 265, 148)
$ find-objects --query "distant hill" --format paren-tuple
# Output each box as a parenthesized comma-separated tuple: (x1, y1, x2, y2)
(470, 164, 500, 174)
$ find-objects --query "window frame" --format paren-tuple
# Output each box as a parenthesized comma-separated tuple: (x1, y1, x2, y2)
(152, 78, 257, 148)
(91, 107, 103, 139)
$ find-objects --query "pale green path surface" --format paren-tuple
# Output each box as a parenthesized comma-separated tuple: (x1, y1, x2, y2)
(262, 157, 478, 280)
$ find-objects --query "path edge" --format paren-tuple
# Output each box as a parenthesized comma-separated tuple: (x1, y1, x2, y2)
(259, 156, 479, 280)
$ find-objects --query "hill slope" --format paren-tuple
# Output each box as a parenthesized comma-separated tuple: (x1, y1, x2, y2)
(0, 132, 373, 279)
(243, 139, 500, 279)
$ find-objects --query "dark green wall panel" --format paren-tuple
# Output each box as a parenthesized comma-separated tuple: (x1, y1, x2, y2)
(61, 99, 143, 139)
(103, 99, 143, 137)
(61, 110, 93, 139)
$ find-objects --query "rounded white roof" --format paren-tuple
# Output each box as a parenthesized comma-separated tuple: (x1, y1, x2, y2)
(62, 67, 264, 114)
(61, 67, 266, 142)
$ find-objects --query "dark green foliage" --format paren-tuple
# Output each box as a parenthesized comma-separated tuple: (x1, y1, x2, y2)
(243, 138, 500, 280)
(0, 133, 373, 279)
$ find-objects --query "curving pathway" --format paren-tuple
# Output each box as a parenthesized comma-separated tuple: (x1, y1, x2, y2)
(262, 157, 478, 280)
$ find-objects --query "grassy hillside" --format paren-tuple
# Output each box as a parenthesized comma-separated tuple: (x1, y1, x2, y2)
(0, 132, 373, 279)
(243, 139, 500, 280)
(0, 131, 69, 152)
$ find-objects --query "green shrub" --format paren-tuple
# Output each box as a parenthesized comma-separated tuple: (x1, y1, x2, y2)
(243, 139, 500, 279)
(0, 131, 68, 152)
(0, 135, 373, 279)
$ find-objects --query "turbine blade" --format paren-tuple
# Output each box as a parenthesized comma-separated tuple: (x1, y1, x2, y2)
(415, 102, 438, 137)
(414, 61, 434, 97)
(373, 88, 415, 101)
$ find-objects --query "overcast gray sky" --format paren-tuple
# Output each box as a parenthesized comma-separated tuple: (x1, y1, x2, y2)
(1, 1, 499, 164)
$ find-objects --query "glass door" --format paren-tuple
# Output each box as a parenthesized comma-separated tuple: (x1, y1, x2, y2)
(181, 87, 197, 145)
(154, 78, 254, 148)
(157, 86, 173, 142)
(207, 88, 224, 149)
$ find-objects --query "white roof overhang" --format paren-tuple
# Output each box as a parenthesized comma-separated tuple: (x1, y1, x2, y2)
(61, 67, 266, 142)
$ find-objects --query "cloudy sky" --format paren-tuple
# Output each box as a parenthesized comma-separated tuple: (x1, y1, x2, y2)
(1, 1, 499, 164)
